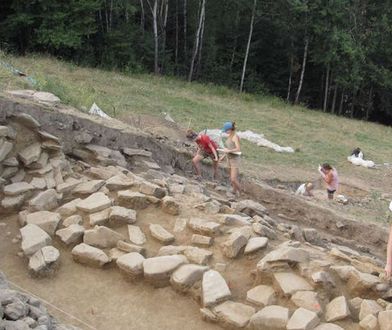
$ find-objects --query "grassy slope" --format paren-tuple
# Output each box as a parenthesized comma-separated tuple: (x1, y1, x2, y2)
(1, 53, 392, 196)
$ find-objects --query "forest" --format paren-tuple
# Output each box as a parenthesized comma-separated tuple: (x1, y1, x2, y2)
(1, 0, 392, 124)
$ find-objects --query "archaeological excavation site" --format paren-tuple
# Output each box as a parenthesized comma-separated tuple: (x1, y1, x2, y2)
(1, 90, 392, 330)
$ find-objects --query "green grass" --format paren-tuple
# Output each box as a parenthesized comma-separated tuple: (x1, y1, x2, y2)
(1, 52, 392, 190)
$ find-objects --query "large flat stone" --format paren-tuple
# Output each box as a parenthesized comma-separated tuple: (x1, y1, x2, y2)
(291, 291, 322, 315)
(188, 218, 221, 236)
(117, 240, 146, 255)
(109, 206, 136, 225)
(249, 305, 289, 330)
(202, 270, 231, 307)
(57, 198, 81, 217)
(287, 307, 320, 330)
(257, 246, 309, 272)
(246, 285, 276, 307)
(184, 247, 213, 265)
(0, 140, 13, 162)
(191, 234, 213, 247)
(72, 243, 110, 267)
(76, 192, 111, 213)
(56, 224, 85, 245)
(161, 196, 180, 215)
(214, 301, 255, 328)
(143, 255, 188, 287)
(28, 246, 60, 277)
(116, 252, 145, 278)
(128, 225, 146, 245)
(170, 264, 208, 292)
(235, 199, 267, 217)
(139, 181, 166, 198)
(221, 231, 248, 258)
(273, 272, 313, 296)
(325, 296, 351, 322)
(244, 237, 268, 254)
(18, 143, 41, 166)
(106, 175, 134, 191)
(72, 180, 105, 195)
(89, 208, 111, 226)
(25, 211, 61, 235)
(29, 189, 60, 211)
(20, 224, 52, 256)
(149, 224, 175, 244)
(4, 182, 34, 196)
(117, 190, 149, 209)
(378, 310, 392, 330)
(83, 225, 124, 248)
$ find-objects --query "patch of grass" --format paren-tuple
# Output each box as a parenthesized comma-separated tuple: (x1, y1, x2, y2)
(1, 52, 392, 192)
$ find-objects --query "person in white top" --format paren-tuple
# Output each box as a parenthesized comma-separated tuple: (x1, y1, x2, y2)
(295, 183, 314, 196)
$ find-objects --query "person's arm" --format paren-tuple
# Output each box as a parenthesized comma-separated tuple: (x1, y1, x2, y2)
(324, 172, 333, 184)
(208, 142, 218, 161)
(224, 135, 241, 153)
(385, 226, 392, 277)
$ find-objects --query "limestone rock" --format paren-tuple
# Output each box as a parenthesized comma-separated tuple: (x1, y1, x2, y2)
(56, 225, 85, 245)
(314, 324, 344, 330)
(347, 270, 381, 296)
(3, 156, 18, 167)
(62, 215, 82, 227)
(249, 305, 289, 330)
(291, 291, 322, 315)
(108, 248, 127, 261)
(106, 175, 134, 191)
(325, 296, 351, 322)
(14, 112, 41, 130)
(30, 177, 47, 190)
(184, 246, 213, 265)
(18, 143, 41, 166)
(170, 264, 209, 292)
(149, 224, 175, 244)
(218, 214, 251, 226)
(246, 285, 276, 307)
(57, 198, 81, 217)
(0, 140, 13, 162)
(359, 299, 383, 321)
(359, 314, 379, 330)
(252, 222, 277, 239)
(140, 181, 166, 198)
(29, 189, 60, 211)
(33, 91, 60, 104)
(56, 178, 81, 194)
(143, 255, 188, 287)
(221, 231, 248, 258)
(257, 246, 309, 271)
(303, 228, 321, 244)
(273, 272, 313, 296)
(83, 225, 124, 248)
(287, 307, 320, 330)
(76, 192, 111, 213)
(158, 245, 188, 256)
(72, 243, 110, 267)
(20, 224, 52, 256)
(72, 180, 105, 195)
(192, 234, 213, 247)
(117, 190, 149, 209)
(202, 270, 231, 307)
(89, 208, 110, 226)
(122, 147, 152, 157)
(25, 211, 61, 235)
(378, 310, 392, 330)
(116, 252, 145, 278)
(161, 196, 180, 215)
(4, 300, 28, 320)
(117, 240, 146, 255)
(188, 218, 221, 236)
(1, 194, 25, 210)
(244, 237, 268, 254)
(213, 301, 255, 328)
(127, 225, 146, 245)
(235, 199, 267, 217)
(109, 206, 136, 225)
(28, 246, 60, 276)
(3, 182, 34, 196)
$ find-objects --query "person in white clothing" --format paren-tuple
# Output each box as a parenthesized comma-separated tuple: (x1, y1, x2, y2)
(295, 182, 314, 197)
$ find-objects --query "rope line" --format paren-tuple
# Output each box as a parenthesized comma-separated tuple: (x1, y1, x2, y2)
(6, 279, 97, 330)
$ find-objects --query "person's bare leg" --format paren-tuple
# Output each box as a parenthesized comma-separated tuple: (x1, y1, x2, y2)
(230, 167, 241, 194)
(192, 154, 203, 177)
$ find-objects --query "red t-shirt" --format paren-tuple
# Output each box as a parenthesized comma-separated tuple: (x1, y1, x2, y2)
(196, 134, 217, 154)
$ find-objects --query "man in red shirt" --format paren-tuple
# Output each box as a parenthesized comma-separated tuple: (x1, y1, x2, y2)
(189, 131, 219, 180)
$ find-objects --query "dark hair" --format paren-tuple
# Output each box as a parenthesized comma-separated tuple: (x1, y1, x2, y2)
(231, 122, 236, 131)
(186, 129, 198, 140)
(322, 163, 332, 170)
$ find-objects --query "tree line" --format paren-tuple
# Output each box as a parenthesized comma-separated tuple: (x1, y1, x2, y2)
(1, 0, 392, 124)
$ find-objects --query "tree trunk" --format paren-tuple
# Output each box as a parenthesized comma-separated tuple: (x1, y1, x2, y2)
(286, 53, 293, 102)
(331, 84, 338, 114)
(140, 0, 145, 34)
(98, 10, 104, 32)
(366, 85, 373, 120)
(104, 0, 109, 32)
(229, 9, 240, 73)
(183, 0, 188, 64)
(109, 0, 113, 31)
(350, 90, 356, 118)
(239, 0, 257, 93)
(338, 90, 344, 115)
(195, 7, 205, 78)
(147, 0, 159, 74)
(323, 64, 330, 112)
(188, 0, 206, 82)
(175, 0, 179, 73)
(161, 0, 169, 73)
(294, 36, 309, 104)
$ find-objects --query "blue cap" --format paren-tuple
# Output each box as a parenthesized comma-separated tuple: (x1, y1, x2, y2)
(222, 121, 233, 132)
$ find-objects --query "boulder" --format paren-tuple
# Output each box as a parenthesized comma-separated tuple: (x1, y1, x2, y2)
(116, 252, 145, 278)
(184, 247, 213, 265)
(359, 314, 379, 330)
(291, 291, 322, 315)
(76, 192, 111, 213)
(188, 218, 221, 236)
(303, 228, 321, 244)
(3, 182, 34, 196)
(192, 234, 213, 247)
(106, 175, 134, 191)
(72, 243, 110, 267)
(33, 91, 60, 104)
(56, 225, 85, 245)
(252, 223, 277, 239)
(4, 300, 28, 320)
(127, 225, 146, 245)
(89, 208, 110, 226)
(56, 178, 81, 194)
(214, 301, 255, 328)
(325, 296, 351, 322)
(161, 196, 180, 215)
(117, 191, 149, 209)
(235, 199, 267, 217)
(202, 270, 231, 307)
(18, 143, 41, 166)
(139, 181, 166, 198)
(170, 264, 208, 292)
(244, 237, 268, 254)
(287, 307, 320, 330)
(149, 224, 175, 244)
(249, 305, 289, 330)
(273, 272, 313, 296)
(109, 206, 136, 225)
(359, 299, 383, 321)
(30, 177, 47, 190)
(347, 270, 381, 296)
(257, 247, 309, 271)
(57, 198, 81, 217)
(246, 285, 276, 307)
(20, 224, 52, 256)
(72, 180, 105, 195)
(1, 194, 25, 210)
(29, 189, 60, 211)
(28, 246, 60, 276)
(83, 225, 124, 248)
(221, 231, 248, 258)
(378, 310, 392, 330)
(0, 140, 13, 162)
(143, 255, 188, 287)
(25, 211, 61, 235)
(62, 215, 83, 227)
